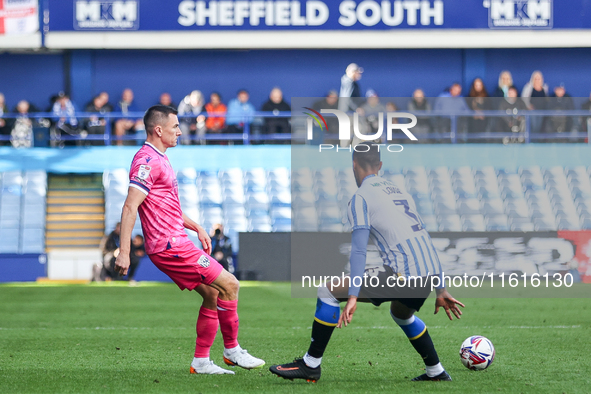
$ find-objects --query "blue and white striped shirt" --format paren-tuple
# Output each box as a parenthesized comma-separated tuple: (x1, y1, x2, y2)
(347, 175, 442, 278)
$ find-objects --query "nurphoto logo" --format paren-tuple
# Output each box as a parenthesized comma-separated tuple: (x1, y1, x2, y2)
(304, 108, 418, 152)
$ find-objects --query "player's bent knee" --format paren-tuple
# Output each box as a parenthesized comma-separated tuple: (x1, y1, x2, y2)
(390, 301, 415, 320)
(195, 284, 219, 309)
(212, 269, 239, 299)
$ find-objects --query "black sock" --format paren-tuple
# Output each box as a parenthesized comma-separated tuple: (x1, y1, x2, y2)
(307, 320, 336, 359)
(409, 329, 440, 366)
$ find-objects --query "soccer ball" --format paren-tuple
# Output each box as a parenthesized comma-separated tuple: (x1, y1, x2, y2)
(459, 336, 495, 370)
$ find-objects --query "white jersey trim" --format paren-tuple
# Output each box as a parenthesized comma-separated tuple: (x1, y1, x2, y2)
(129, 183, 149, 195)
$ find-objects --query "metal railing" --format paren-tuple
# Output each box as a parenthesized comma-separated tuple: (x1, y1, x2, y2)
(1, 109, 590, 146)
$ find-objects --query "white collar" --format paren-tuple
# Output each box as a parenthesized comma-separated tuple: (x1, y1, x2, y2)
(144, 142, 165, 156)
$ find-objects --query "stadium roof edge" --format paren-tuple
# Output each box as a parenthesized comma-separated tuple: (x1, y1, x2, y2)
(44, 30, 591, 50)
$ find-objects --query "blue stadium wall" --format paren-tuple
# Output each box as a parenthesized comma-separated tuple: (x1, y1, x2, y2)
(2, 48, 591, 111)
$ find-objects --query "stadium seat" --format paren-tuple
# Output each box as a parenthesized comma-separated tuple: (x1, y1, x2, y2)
(22, 205, 46, 227)
(558, 218, 580, 230)
(482, 199, 504, 216)
(20, 228, 44, 254)
(319, 223, 344, 232)
(293, 220, 318, 232)
(458, 199, 481, 215)
(292, 191, 316, 208)
(435, 201, 457, 215)
(219, 168, 242, 181)
(0, 229, 19, 253)
(462, 215, 486, 231)
(177, 168, 197, 184)
(511, 222, 535, 232)
(581, 218, 591, 230)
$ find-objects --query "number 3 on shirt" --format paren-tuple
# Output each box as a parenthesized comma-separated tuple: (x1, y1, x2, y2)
(393, 200, 424, 232)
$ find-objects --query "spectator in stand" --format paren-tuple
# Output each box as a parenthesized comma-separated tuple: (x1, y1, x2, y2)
(114, 88, 143, 146)
(205, 92, 227, 141)
(178, 90, 205, 144)
(384, 102, 407, 143)
(127, 234, 146, 285)
(311, 90, 339, 144)
(84, 93, 112, 145)
(11, 100, 39, 149)
(545, 84, 575, 137)
(467, 78, 490, 135)
(498, 86, 527, 143)
(581, 92, 591, 133)
(493, 71, 517, 98)
(358, 89, 386, 139)
(52, 92, 78, 147)
(0, 93, 12, 145)
(210, 224, 234, 273)
(158, 92, 176, 110)
(434, 83, 469, 139)
(521, 71, 548, 135)
(407, 88, 432, 141)
(98, 91, 112, 110)
(338, 63, 363, 113)
(226, 89, 255, 143)
(94, 222, 121, 281)
(261, 87, 291, 143)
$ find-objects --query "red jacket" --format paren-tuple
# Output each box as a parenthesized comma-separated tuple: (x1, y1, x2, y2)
(205, 103, 227, 131)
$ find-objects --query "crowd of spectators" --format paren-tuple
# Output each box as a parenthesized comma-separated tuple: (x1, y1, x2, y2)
(1, 67, 591, 147)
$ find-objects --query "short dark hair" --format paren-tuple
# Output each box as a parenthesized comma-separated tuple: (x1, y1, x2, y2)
(143, 105, 178, 135)
(237, 89, 248, 95)
(352, 143, 381, 170)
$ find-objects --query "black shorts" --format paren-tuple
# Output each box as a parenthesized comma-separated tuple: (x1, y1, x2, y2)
(357, 265, 434, 311)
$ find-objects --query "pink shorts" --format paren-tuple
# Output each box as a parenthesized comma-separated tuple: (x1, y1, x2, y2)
(149, 240, 223, 291)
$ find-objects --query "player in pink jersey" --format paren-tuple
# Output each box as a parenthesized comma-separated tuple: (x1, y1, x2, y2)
(114, 105, 264, 375)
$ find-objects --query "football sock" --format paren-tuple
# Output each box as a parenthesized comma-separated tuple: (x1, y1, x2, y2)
(217, 298, 239, 349)
(194, 306, 218, 358)
(307, 296, 340, 359)
(303, 353, 322, 368)
(425, 362, 445, 377)
(391, 312, 440, 368)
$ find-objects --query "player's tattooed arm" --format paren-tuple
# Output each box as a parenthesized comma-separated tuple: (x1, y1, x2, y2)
(435, 288, 465, 320)
(182, 213, 212, 255)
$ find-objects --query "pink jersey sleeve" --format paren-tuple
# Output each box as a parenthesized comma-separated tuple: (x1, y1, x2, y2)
(129, 153, 161, 195)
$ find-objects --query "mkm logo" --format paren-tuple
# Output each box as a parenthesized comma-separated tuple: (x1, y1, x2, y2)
(75, 1, 139, 30)
(484, 0, 552, 29)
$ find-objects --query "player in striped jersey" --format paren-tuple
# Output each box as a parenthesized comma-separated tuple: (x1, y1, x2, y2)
(270, 143, 464, 382)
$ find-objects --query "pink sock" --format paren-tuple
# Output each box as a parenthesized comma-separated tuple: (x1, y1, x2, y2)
(194, 306, 219, 358)
(217, 299, 239, 349)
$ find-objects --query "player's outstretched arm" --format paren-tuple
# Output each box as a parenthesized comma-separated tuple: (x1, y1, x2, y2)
(182, 213, 211, 255)
(434, 288, 465, 320)
(115, 187, 146, 276)
(337, 228, 370, 328)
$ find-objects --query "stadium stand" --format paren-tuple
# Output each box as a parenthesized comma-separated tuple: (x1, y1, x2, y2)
(2, 146, 591, 255)
(98, 163, 591, 251)
(0, 170, 47, 253)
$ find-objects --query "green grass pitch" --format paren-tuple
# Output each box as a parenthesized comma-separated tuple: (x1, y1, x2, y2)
(1, 282, 590, 393)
